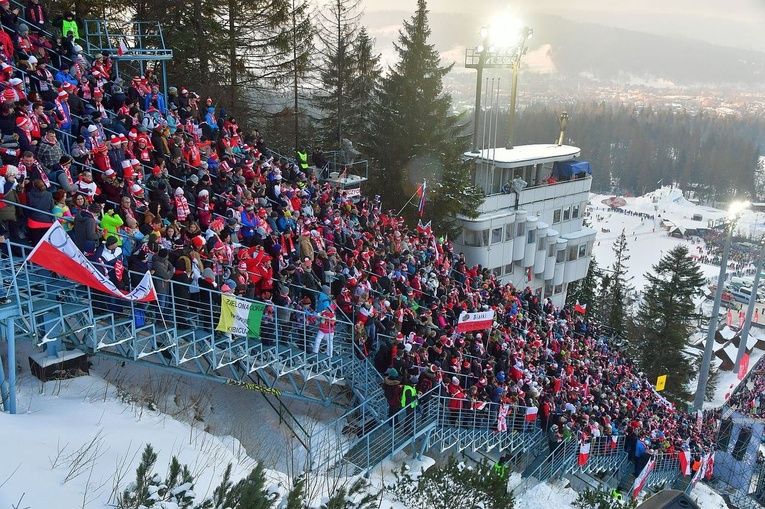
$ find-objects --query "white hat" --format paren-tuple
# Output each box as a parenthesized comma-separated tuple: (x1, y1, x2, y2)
(27, 56, 37, 65)
(73, 44, 83, 53)
(8, 78, 22, 86)
(174, 187, 184, 196)
(104, 169, 116, 177)
(404, 343, 412, 352)
(130, 183, 143, 194)
(198, 189, 209, 197)
(451, 377, 459, 385)
(87, 125, 97, 132)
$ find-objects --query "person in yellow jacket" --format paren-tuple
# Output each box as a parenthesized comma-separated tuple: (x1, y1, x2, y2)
(61, 11, 79, 40)
(100, 203, 124, 245)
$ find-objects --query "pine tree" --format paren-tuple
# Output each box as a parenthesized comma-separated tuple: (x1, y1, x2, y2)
(321, 477, 379, 508)
(566, 255, 600, 313)
(367, 0, 480, 224)
(573, 487, 638, 509)
(387, 457, 514, 509)
(313, 0, 362, 149)
(118, 445, 198, 509)
(283, 474, 306, 509)
(602, 229, 632, 336)
(235, 461, 278, 509)
(629, 245, 705, 402)
(344, 27, 382, 152)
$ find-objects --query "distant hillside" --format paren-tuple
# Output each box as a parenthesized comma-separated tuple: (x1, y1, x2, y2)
(529, 13, 765, 86)
(364, 11, 765, 88)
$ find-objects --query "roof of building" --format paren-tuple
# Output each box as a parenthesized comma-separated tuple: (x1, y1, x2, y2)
(464, 144, 581, 167)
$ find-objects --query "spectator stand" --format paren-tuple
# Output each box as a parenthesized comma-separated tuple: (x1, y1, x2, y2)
(83, 19, 173, 99)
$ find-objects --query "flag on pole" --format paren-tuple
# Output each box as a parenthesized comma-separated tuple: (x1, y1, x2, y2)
(610, 435, 618, 450)
(739, 310, 745, 328)
(525, 406, 538, 423)
(655, 374, 667, 392)
(578, 441, 591, 466)
(118, 38, 129, 56)
(417, 181, 426, 217)
(574, 301, 587, 314)
(678, 450, 691, 476)
(216, 294, 266, 337)
(755, 309, 760, 323)
(632, 458, 655, 499)
(705, 453, 714, 480)
(27, 221, 156, 302)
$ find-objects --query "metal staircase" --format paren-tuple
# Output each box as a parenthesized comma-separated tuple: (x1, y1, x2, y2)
(4, 240, 357, 408)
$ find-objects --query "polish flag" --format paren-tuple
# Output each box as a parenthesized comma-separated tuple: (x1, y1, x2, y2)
(525, 406, 538, 423)
(27, 221, 156, 302)
(706, 453, 714, 480)
(610, 436, 618, 450)
(574, 301, 587, 314)
(578, 441, 591, 466)
(678, 450, 691, 476)
(118, 39, 129, 56)
(632, 458, 655, 499)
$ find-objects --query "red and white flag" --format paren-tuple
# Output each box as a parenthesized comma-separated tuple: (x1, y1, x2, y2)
(632, 458, 655, 499)
(610, 435, 618, 450)
(706, 452, 714, 480)
(416, 219, 432, 236)
(118, 38, 129, 56)
(678, 450, 691, 476)
(525, 406, 538, 423)
(27, 221, 156, 302)
(738, 352, 750, 381)
(739, 311, 746, 328)
(578, 441, 591, 466)
(455, 310, 495, 333)
(726, 310, 733, 327)
(417, 180, 426, 217)
(574, 301, 587, 314)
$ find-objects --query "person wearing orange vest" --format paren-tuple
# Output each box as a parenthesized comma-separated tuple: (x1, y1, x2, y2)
(313, 304, 337, 357)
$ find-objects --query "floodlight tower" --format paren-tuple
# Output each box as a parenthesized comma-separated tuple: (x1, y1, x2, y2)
(465, 25, 523, 152)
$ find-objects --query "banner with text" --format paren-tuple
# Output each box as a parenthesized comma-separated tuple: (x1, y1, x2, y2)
(216, 295, 265, 338)
(455, 310, 495, 333)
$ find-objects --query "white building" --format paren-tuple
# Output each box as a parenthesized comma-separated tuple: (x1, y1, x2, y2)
(454, 144, 596, 308)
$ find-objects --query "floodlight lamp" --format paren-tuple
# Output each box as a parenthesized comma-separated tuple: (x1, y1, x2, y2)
(476, 45, 484, 53)
(480, 26, 489, 39)
(729, 200, 750, 218)
(488, 13, 523, 49)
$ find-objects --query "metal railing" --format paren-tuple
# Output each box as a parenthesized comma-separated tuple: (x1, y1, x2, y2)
(631, 451, 682, 498)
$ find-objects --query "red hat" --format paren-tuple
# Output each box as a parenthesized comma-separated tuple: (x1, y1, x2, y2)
(93, 89, 103, 97)
(191, 236, 205, 249)
(14, 116, 28, 127)
(152, 165, 161, 175)
(110, 135, 120, 145)
(57, 90, 68, 98)
(238, 262, 247, 270)
(2, 89, 15, 103)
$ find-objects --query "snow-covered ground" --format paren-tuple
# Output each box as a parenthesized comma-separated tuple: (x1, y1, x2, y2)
(0, 185, 753, 508)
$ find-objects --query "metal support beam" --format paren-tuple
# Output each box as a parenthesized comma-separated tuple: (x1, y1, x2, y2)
(695, 220, 734, 411)
(735, 239, 765, 372)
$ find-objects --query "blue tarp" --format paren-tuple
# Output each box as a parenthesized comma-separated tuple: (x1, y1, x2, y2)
(553, 161, 591, 178)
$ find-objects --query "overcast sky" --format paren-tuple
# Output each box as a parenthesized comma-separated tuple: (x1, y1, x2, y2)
(359, 0, 765, 52)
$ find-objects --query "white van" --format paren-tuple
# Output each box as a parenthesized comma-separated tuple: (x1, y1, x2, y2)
(730, 286, 762, 304)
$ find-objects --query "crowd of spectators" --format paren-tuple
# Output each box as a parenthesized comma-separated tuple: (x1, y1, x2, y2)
(727, 357, 765, 418)
(0, 1, 723, 478)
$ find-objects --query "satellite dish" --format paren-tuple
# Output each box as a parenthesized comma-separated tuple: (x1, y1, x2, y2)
(512, 178, 527, 194)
